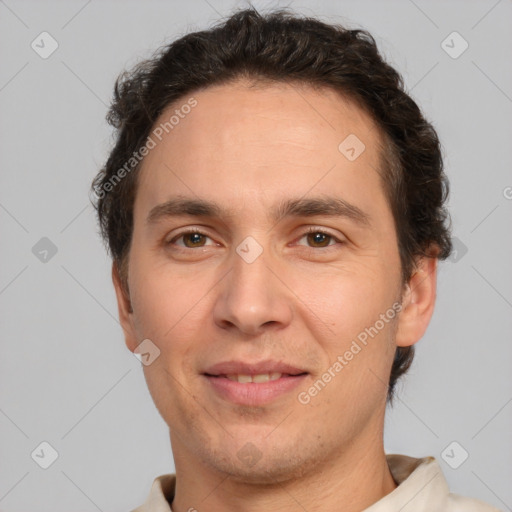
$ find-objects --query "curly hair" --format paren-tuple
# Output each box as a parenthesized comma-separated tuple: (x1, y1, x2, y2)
(91, 7, 452, 403)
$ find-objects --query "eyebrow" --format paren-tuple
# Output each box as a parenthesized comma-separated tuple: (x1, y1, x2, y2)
(146, 195, 371, 227)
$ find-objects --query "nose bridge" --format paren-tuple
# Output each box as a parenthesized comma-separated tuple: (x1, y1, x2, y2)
(213, 236, 292, 334)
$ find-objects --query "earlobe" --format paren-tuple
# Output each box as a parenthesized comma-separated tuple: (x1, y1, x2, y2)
(395, 255, 438, 348)
(112, 262, 138, 353)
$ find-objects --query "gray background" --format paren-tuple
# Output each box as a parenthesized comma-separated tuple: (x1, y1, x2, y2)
(1, 0, 511, 510)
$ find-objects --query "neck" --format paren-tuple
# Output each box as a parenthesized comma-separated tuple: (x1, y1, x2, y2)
(170, 426, 397, 512)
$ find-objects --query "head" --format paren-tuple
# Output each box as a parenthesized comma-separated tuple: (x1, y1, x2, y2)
(91, 8, 451, 481)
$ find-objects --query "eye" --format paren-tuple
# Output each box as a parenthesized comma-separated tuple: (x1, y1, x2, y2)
(168, 229, 216, 249)
(296, 228, 342, 249)
(166, 227, 343, 251)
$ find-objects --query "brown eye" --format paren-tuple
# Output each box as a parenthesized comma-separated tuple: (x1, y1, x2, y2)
(169, 231, 215, 249)
(306, 232, 333, 248)
(182, 232, 207, 248)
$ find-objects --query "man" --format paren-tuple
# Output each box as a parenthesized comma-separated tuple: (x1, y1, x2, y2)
(91, 8, 499, 512)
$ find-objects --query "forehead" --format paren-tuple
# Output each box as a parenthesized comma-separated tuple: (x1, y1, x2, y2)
(135, 80, 387, 221)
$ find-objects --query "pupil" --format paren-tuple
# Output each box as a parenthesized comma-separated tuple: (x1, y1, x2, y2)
(187, 233, 203, 246)
(310, 232, 328, 246)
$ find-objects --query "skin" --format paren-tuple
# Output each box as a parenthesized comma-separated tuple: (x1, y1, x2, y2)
(113, 80, 438, 512)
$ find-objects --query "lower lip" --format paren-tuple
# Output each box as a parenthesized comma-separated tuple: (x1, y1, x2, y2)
(204, 374, 308, 406)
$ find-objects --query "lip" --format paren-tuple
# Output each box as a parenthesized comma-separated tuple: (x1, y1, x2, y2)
(203, 359, 309, 406)
(204, 359, 307, 376)
(204, 373, 308, 406)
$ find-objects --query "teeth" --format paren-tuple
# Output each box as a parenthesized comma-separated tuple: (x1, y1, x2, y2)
(252, 374, 270, 383)
(225, 373, 283, 383)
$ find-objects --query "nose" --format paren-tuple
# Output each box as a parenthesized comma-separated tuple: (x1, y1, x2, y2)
(212, 243, 293, 335)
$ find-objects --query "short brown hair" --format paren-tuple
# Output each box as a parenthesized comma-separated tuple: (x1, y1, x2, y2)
(91, 8, 452, 402)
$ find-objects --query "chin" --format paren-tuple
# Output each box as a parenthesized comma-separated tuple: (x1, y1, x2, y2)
(200, 443, 317, 485)
(230, 462, 312, 485)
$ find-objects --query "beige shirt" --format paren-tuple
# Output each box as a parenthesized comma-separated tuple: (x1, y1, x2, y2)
(132, 454, 501, 512)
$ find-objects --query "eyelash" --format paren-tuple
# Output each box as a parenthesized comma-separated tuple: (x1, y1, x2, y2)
(167, 226, 343, 250)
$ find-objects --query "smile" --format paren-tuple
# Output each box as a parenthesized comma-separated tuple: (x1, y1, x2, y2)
(204, 373, 308, 405)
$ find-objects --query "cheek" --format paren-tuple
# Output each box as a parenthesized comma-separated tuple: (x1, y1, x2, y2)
(128, 242, 181, 327)
(294, 260, 397, 330)
(128, 251, 215, 369)
(289, 260, 400, 390)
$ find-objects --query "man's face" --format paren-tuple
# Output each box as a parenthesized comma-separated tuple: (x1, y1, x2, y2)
(117, 81, 408, 482)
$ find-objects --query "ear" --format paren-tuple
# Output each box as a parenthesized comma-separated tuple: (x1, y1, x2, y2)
(112, 262, 138, 353)
(395, 254, 438, 348)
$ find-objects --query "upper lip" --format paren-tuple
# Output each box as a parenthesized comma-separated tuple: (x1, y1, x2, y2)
(204, 360, 308, 376)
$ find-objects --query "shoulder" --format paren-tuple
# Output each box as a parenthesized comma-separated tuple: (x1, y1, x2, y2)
(380, 454, 502, 512)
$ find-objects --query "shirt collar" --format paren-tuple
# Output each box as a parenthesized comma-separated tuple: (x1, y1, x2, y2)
(363, 454, 447, 511)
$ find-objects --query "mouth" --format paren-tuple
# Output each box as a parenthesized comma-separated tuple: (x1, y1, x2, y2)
(203, 371, 309, 405)
(205, 371, 307, 382)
